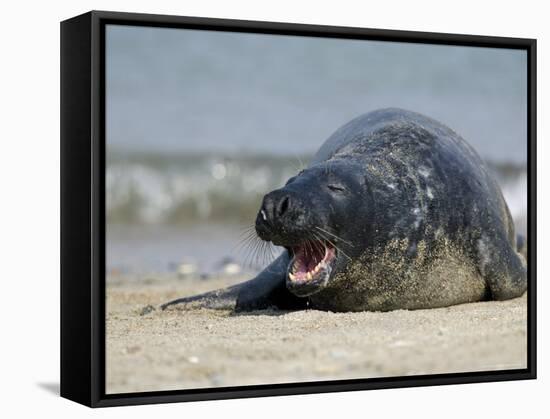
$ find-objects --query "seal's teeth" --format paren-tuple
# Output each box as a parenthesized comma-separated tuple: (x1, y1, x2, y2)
(306, 272, 312, 280)
(289, 272, 296, 280)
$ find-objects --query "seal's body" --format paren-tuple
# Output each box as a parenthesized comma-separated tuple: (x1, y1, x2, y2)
(163, 108, 527, 312)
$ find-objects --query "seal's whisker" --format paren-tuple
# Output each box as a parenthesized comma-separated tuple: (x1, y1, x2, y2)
(311, 236, 326, 255)
(255, 240, 276, 268)
(233, 230, 259, 253)
(306, 239, 313, 256)
(241, 235, 269, 271)
(236, 229, 257, 244)
(238, 224, 256, 236)
(308, 238, 315, 256)
(235, 229, 258, 249)
(241, 238, 258, 269)
(303, 238, 311, 259)
(261, 241, 272, 267)
(258, 241, 266, 267)
(320, 237, 352, 262)
(256, 241, 268, 268)
(313, 231, 352, 261)
(266, 242, 276, 262)
(254, 241, 266, 269)
(315, 226, 354, 247)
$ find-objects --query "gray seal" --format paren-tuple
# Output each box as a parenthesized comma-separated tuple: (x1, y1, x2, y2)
(162, 108, 527, 312)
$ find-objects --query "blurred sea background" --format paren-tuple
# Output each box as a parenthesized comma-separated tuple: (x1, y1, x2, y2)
(106, 25, 527, 277)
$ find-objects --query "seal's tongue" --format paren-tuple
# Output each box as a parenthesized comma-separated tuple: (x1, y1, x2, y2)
(289, 242, 336, 281)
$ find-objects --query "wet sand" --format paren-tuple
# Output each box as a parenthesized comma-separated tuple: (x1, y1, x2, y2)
(106, 274, 527, 394)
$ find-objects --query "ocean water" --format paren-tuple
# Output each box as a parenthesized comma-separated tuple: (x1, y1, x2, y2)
(106, 25, 527, 163)
(106, 151, 526, 275)
(105, 24, 528, 275)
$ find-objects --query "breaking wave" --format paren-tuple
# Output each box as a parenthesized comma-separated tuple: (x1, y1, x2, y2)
(106, 151, 527, 233)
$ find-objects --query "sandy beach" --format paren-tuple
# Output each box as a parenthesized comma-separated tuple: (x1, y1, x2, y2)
(106, 274, 527, 394)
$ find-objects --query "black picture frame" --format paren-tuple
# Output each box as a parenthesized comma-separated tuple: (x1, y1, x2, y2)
(60, 10, 537, 408)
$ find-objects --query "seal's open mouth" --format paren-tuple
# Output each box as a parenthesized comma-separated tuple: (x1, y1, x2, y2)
(286, 241, 336, 297)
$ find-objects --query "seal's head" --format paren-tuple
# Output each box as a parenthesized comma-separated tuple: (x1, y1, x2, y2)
(255, 159, 371, 297)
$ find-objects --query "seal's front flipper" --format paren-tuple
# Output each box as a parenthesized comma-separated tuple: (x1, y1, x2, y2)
(236, 252, 308, 311)
(477, 234, 527, 301)
(160, 283, 243, 310)
(161, 252, 308, 312)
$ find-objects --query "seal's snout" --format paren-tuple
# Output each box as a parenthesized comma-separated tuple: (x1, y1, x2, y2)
(256, 190, 305, 245)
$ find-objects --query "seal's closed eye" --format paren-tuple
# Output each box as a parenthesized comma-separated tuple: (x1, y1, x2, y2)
(327, 184, 347, 192)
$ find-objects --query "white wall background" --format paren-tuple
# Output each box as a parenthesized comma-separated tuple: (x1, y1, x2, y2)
(0, 0, 547, 417)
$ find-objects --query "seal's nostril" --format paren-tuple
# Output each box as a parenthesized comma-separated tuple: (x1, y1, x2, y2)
(277, 195, 290, 217)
